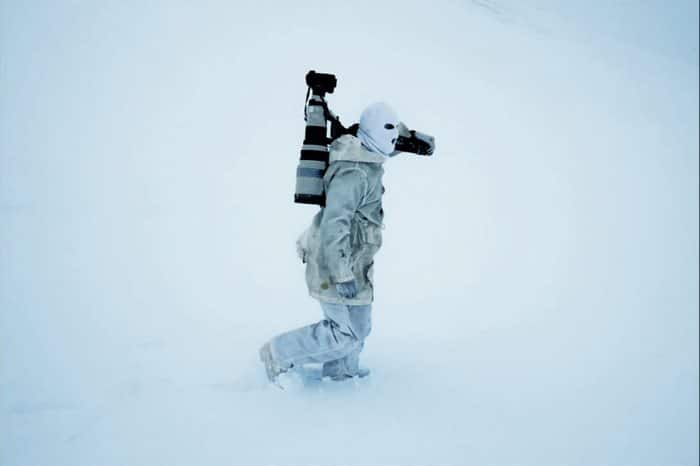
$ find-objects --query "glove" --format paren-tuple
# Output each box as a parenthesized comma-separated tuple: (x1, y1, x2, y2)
(393, 129, 435, 156)
(336, 280, 358, 299)
(414, 130, 435, 155)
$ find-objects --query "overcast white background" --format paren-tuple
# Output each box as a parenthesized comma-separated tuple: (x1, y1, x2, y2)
(1, 1, 698, 465)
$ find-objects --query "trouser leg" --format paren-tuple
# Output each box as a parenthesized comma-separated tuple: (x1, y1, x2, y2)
(322, 304, 372, 378)
(269, 302, 365, 369)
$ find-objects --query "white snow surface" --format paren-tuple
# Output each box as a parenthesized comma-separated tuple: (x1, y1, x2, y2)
(1, 1, 698, 465)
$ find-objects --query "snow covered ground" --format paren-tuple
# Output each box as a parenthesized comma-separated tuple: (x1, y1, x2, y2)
(1, 1, 698, 465)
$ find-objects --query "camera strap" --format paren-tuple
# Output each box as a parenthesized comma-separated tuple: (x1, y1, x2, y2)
(303, 86, 312, 121)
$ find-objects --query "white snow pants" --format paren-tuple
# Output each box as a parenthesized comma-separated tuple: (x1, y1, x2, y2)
(269, 301, 371, 378)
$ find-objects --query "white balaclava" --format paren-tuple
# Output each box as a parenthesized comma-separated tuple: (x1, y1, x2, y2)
(357, 102, 400, 156)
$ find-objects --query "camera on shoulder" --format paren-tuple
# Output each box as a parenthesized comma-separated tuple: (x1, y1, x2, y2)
(305, 70, 337, 97)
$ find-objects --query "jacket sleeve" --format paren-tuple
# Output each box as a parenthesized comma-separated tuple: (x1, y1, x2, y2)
(320, 165, 367, 283)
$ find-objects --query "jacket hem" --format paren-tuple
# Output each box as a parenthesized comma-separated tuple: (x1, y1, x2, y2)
(309, 290, 373, 306)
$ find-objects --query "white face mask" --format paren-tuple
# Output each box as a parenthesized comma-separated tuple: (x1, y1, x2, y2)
(357, 102, 400, 156)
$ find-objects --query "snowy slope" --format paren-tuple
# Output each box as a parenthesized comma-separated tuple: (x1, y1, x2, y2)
(1, 1, 698, 465)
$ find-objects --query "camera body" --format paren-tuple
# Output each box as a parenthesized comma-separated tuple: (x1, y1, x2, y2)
(305, 70, 337, 97)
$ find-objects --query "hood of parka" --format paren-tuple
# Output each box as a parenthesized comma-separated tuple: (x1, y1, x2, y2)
(329, 135, 386, 164)
(357, 102, 400, 156)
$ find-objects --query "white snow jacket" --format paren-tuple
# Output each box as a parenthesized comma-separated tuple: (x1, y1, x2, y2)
(296, 135, 386, 305)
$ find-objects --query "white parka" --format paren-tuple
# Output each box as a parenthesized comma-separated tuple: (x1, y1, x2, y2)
(296, 135, 386, 305)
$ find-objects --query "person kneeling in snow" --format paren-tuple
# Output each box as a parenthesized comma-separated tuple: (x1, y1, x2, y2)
(260, 102, 422, 383)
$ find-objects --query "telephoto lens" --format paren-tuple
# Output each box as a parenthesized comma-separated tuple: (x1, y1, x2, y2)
(295, 70, 338, 206)
(294, 94, 328, 206)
